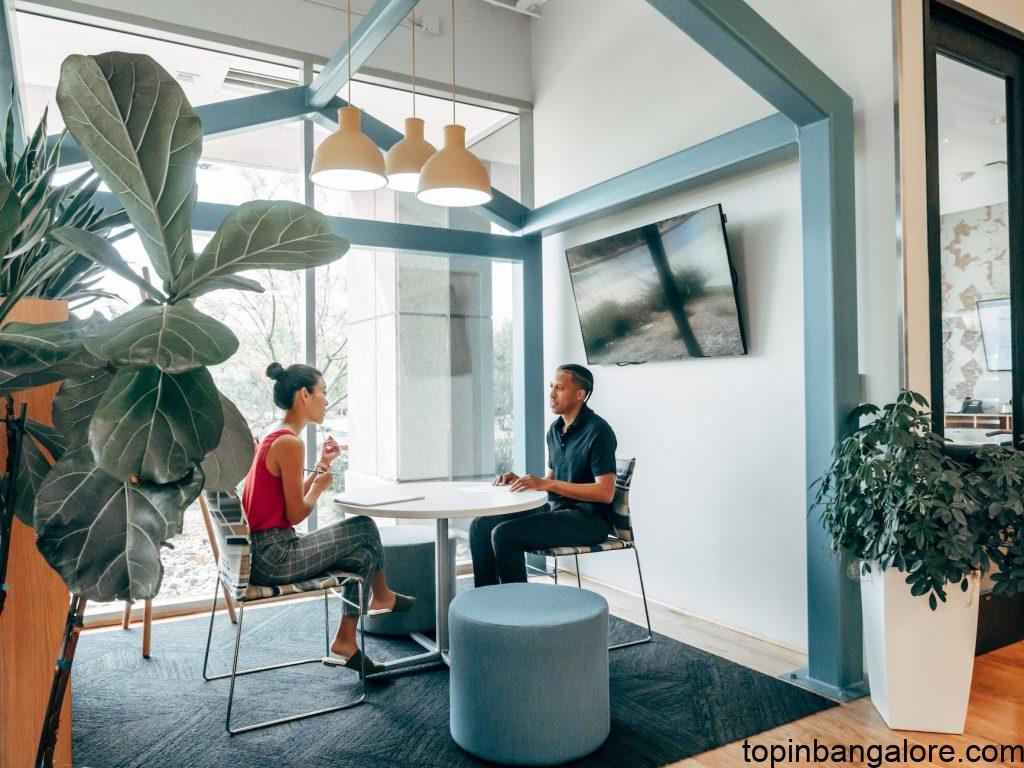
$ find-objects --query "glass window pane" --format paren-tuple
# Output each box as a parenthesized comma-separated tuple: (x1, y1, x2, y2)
(937, 55, 1012, 445)
(16, 10, 300, 132)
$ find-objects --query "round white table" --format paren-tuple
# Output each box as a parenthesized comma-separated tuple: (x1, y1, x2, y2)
(333, 481, 548, 673)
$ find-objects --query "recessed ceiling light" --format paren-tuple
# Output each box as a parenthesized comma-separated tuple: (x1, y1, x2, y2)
(941, 137, 951, 144)
(991, 115, 1007, 125)
(954, 171, 975, 182)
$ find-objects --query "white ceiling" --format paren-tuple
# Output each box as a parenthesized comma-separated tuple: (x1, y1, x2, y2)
(15, 9, 519, 173)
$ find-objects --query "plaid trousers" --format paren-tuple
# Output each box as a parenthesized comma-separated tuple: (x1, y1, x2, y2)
(249, 516, 384, 616)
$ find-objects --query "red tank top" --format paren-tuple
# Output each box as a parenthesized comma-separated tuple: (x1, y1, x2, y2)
(242, 428, 296, 533)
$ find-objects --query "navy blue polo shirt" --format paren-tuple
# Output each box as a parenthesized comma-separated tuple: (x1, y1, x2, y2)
(546, 404, 618, 520)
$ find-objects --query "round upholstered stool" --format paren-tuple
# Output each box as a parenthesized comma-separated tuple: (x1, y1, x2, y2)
(449, 583, 609, 766)
(363, 524, 457, 636)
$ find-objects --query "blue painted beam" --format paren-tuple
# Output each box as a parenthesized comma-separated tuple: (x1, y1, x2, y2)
(93, 191, 534, 261)
(306, 0, 422, 109)
(645, 0, 850, 127)
(796, 111, 864, 699)
(519, 238, 546, 476)
(0, 0, 25, 152)
(314, 98, 530, 233)
(53, 85, 312, 168)
(519, 112, 796, 237)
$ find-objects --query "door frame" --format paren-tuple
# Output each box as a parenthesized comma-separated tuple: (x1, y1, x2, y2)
(923, 0, 1024, 442)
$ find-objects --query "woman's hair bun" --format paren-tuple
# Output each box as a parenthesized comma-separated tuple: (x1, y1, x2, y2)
(265, 362, 285, 381)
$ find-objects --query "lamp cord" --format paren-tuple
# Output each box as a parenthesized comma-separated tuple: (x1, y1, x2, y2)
(347, 0, 352, 105)
(451, 0, 456, 125)
(411, 10, 416, 117)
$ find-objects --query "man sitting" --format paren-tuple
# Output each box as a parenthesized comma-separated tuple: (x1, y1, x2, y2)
(470, 363, 617, 585)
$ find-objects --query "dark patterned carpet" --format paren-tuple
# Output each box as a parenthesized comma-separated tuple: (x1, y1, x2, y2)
(72, 592, 834, 767)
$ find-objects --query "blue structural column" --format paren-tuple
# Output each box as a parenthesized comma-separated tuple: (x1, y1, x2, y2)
(0, 0, 24, 152)
(797, 113, 865, 700)
(517, 236, 546, 477)
(644, 0, 865, 699)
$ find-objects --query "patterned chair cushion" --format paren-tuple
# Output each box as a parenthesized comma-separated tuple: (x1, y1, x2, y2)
(205, 491, 361, 603)
(540, 538, 632, 558)
(530, 456, 638, 557)
(205, 491, 253, 601)
(242, 569, 361, 602)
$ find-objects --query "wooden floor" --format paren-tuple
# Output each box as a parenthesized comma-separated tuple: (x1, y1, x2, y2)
(572, 572, 1024, 768)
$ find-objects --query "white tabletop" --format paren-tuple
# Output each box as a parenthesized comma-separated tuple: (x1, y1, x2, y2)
(332, 480, 548, 520)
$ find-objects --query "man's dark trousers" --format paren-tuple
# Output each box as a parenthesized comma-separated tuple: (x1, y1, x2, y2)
(469, 504, 611, 586)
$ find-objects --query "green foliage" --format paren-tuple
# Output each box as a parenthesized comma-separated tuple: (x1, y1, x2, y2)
(0, 52, 348, 602)
(815, 390, 1023, 610)
(0, 109, 129, 324)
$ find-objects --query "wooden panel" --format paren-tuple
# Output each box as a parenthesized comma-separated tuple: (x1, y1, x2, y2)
(0, 297, 72, 768)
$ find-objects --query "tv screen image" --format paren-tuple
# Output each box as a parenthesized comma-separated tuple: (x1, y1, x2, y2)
(565, 204, 747, 365)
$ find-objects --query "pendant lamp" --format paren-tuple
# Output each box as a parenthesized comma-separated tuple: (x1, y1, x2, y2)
(385, 12, 436, 192)
(311, 0, 387, 191)
(417, 0, 492, 207)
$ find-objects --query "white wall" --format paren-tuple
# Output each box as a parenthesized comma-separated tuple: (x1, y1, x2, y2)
(26, 0, 533, 103)
(532, 0, 898, 650)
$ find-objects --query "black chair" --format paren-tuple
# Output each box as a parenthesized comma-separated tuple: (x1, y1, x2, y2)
(529, 458, 652, 650)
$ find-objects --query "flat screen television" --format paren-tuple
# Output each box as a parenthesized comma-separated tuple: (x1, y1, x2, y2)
(977, 297, 1012, 372)
(565, 204, 746, 365)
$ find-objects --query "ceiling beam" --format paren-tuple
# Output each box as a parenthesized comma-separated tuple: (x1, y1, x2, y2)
(645, 0, 850, 126)
(92, 191, 535, 261)
(306, 0, 422, 109)
(519, 112, 796, 237)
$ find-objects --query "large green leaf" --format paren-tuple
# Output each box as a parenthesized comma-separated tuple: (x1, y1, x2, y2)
(170, 201, 347, 299)
(49, 226, 168, 301)
(0, 314, 109, 394)
(89, 365, 223, 483)
(55, 52, 202, 283)
(0, 162, 22, 255)
(53, 366, 116, 445)
(200, 393, 254, 493)
(33, 445, 204, 602)
(11, 432, 53, 526)
(184, 274, 265, 300)
(83, 300, 238, 373)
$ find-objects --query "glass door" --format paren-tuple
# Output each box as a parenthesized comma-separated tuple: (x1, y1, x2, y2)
(925, 3, 1024, 446)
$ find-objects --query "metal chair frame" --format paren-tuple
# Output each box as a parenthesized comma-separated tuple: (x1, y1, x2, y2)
(202, 575, 367, 735)
(547, 540, 653, 651)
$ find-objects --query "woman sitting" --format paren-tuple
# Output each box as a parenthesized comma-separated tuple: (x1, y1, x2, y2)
(243, 362, 413, 675)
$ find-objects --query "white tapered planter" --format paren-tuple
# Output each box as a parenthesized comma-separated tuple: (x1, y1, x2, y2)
(861, 564, 980, 734)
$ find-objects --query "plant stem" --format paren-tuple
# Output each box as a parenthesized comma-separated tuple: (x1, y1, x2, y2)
(35, 594, 87, 768)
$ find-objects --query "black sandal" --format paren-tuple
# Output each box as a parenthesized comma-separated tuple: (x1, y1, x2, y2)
(366, 592, 416, 617)
(322, 649, 382, 677)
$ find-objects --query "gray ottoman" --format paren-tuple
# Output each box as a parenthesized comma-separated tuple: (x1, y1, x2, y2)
(449, 583, 609, 766)
(363, 524, 457, 636)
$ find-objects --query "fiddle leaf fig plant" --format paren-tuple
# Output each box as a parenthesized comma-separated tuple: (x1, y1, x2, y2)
(0, 50, 348, 605)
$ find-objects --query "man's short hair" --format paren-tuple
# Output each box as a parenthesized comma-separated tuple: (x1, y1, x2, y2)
(557, 363, 594, 401)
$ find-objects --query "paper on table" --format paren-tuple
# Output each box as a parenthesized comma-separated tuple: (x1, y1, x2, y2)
(333, 489, 425, 507)
(460, 485, 514, 494)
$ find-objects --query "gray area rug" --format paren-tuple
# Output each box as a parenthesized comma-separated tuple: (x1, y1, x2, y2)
(72, 593, 834, 767)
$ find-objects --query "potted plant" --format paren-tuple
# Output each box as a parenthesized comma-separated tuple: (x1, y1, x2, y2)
(0, 51, 348, 767)
(815, 390, 994, 733)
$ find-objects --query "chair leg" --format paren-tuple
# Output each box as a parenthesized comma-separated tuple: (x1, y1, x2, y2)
(121, 601, 132, 630)
(609, 546, 653, 651)
(142, 599, 153, 658)
(222, 583, 238, 624)
(324, 589, 331, 657)
(202, 579, 220, 681)
(552, 556, 558, 585)
(205, 580, 368, 735)
(574, 554, 582, 588)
